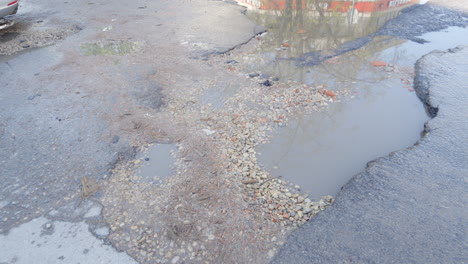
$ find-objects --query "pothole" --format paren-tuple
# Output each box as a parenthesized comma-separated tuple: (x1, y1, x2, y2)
(229, 0, 468, 199)
(97, 1, 468, 263)
(134, 143, 177, 185)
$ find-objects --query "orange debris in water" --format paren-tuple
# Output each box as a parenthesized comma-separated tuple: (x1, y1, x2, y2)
(371, 61, 388, 67)
(325, 90, 336, 97)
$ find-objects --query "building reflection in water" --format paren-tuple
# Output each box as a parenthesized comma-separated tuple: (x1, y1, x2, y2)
(235, 0, 419, 60)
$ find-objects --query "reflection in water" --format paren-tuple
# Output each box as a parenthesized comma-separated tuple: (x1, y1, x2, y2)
(237, 0, 418, 59)
(236, 0, 420, 83)
(233, 1, 468, 199)
(258, 78, 427, 198)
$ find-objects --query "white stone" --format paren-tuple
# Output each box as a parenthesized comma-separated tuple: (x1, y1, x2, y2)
(202, 129, 215, 136)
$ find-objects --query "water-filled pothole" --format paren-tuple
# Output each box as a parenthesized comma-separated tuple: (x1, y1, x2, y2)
(135, 143, 176, 185)
(257, 79, 428, 198)
(233, 1, 468, 199)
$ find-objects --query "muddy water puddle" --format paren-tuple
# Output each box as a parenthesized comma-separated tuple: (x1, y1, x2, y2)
(257, 79, 427, 198)
(134, 144, 176, 185)
(232, 1, 468, 199)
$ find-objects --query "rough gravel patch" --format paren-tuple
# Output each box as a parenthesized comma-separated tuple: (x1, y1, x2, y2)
(100, 52, 338, 263)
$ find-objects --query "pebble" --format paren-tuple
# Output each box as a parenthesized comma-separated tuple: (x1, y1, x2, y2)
(171, 256, 180, 263)
(297, 211, 304, 218)
(318, 200, 326, 208)
(268, 249, 275, 258)
(202, 129, 216, 135)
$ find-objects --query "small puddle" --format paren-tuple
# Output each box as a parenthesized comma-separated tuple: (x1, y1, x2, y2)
(135, 143, 176, 185)
(234, 0, 468, 199)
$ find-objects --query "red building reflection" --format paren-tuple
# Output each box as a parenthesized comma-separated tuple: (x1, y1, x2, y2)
(236, 0, 419, 13)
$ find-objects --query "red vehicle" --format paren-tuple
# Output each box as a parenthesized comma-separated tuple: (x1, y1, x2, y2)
(0, 0, 19, 29)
